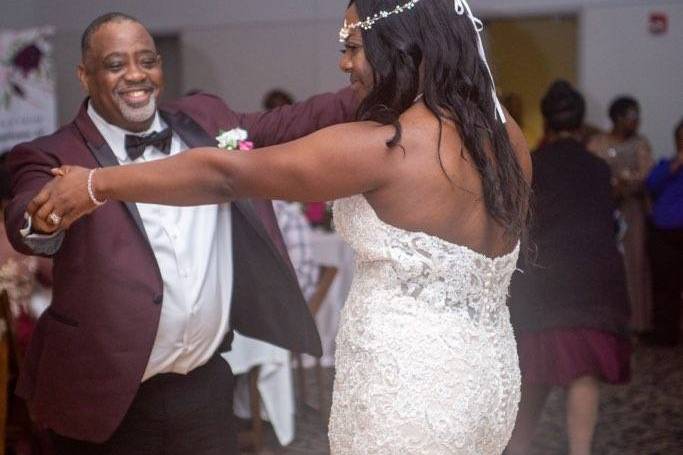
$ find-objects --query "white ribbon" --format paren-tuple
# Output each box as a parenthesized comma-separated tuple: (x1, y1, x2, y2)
(454, 0, 506, 123)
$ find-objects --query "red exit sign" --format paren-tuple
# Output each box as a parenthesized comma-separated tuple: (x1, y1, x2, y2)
(649, 12, 668, 35)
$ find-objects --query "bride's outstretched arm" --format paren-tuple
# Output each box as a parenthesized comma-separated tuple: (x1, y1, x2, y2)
(27, 122, 398, 229)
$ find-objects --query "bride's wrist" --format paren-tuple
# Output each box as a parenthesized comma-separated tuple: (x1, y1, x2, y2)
(88, 168, 107, 207)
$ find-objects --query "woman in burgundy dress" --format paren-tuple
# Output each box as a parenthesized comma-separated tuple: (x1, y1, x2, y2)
(506, 81, 631, 455)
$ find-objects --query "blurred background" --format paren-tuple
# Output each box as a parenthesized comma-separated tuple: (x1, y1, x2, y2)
(1, 1, 682, 454)
(1, 0, 681, 156)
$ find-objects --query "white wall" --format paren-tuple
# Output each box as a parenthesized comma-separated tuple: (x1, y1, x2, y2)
(0, 0, 37, 29)
(580, 2, 683, 159)
(2, 0, 682, 156)
(182, 19, 347, 113)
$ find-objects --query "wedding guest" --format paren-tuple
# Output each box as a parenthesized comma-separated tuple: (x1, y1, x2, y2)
(263, 89, 295, 110)
(507, 81, 631, 455)
(578, 122, 602, 146)
(645, 119, 683, 346)
(588, 96, 654, 332)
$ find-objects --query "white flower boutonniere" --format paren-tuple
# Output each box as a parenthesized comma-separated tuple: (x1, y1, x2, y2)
(216, 128, 254, 151)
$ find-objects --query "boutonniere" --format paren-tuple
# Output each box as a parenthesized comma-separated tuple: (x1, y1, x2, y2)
(216, 128, 254, 151)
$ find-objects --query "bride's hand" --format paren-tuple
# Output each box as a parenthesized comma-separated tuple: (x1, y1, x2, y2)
(26, 165, 100, 231)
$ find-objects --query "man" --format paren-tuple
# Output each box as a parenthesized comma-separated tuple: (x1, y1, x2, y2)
(262, 89, 295, 111)
(645, 119, 683, 346)
(3, 12, 355, 454)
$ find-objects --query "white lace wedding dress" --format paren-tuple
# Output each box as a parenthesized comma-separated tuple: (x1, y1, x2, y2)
(327, 195, 521, 454)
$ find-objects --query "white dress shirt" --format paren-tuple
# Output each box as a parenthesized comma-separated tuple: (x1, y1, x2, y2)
(88, 104, 233, 381)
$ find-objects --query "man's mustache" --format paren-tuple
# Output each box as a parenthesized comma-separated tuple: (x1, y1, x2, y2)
(115, 84, 156, 93)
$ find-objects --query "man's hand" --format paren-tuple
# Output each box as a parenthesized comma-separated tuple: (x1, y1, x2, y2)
(26, 166, 99, 231)
(30, 209, 62, 235)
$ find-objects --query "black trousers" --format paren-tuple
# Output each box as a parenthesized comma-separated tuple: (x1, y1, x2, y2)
(51, 354, 238, 455)
(649, 226, 683, 345)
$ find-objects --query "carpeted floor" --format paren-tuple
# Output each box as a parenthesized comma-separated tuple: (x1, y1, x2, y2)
(252, 342, 683, 454)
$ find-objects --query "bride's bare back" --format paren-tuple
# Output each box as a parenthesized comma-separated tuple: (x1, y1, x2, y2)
(358, 103, 531, 258)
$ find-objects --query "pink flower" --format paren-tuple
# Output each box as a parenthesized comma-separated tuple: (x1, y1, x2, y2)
(305, 202, 326, 223)
(238, 140, 254, 151)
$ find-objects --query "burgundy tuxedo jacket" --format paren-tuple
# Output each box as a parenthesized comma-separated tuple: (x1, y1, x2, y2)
(4, 89, 356, 442)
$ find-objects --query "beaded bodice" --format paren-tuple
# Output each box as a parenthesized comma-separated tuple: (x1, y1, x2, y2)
(333, 195, 519, 323)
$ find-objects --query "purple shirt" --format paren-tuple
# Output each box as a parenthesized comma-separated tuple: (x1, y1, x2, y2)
(647, 159, 683, 229)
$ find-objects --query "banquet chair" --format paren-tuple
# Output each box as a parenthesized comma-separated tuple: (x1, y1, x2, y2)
(294, 266, 338, 420)
(237, 366, 264, 453)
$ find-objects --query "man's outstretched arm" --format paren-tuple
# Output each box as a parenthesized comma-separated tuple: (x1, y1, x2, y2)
(239, 87, 358, 147)
(4, 144, 65, 256)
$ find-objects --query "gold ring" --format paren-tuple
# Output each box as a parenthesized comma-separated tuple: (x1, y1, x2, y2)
(48, 212, 62, 226)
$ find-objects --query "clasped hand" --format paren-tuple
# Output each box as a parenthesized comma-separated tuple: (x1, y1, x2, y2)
(27, 166, 98, 234)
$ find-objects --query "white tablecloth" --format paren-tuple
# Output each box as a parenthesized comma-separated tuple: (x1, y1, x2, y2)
(222, 333, 295, 445)
(221, 230, 354, 445)
(305, 230, 355, 367)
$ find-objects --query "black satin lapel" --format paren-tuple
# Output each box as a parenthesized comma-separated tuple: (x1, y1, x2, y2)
(84, 140, 149, 244)
(86, 140, 118, 168)
(161, 110, 289, 270)
(232, 200, 287, 264)
(160, 110, 216, 148)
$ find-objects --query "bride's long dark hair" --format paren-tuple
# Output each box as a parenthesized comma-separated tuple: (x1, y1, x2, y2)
(348, 0, 530, 241)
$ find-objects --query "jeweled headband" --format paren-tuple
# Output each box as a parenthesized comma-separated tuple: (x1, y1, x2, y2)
(340, 0, 506, 123)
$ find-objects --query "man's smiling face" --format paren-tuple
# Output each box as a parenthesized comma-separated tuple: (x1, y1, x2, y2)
(78, 19, 164, 132)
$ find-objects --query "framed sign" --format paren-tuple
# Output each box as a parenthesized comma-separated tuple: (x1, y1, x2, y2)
(0, 26, 56, 153)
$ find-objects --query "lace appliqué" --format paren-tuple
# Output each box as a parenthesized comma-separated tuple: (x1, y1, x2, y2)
(328, 195, 521, 454)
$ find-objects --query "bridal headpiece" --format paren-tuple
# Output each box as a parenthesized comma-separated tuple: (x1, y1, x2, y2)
(339, 0, 421, 40)
(339, 0, 506, 123)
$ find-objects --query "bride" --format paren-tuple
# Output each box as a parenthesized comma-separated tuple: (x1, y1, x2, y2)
(29, 0, 531, 452)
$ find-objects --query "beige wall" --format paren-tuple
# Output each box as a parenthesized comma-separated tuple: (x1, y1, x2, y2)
(488, 17, 578, 149)
(182, 19, 347, 113)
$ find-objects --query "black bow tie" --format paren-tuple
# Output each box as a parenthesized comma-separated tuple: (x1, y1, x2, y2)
(124, 127, 173, 161)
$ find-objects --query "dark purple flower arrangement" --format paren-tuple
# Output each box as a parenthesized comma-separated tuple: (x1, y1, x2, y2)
(1, 32, 51, 109)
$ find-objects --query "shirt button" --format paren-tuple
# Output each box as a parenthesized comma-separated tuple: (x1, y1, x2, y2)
(153, 295, 163, 305)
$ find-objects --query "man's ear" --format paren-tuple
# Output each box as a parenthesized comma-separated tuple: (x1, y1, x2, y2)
(77, 62, 89, 94)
